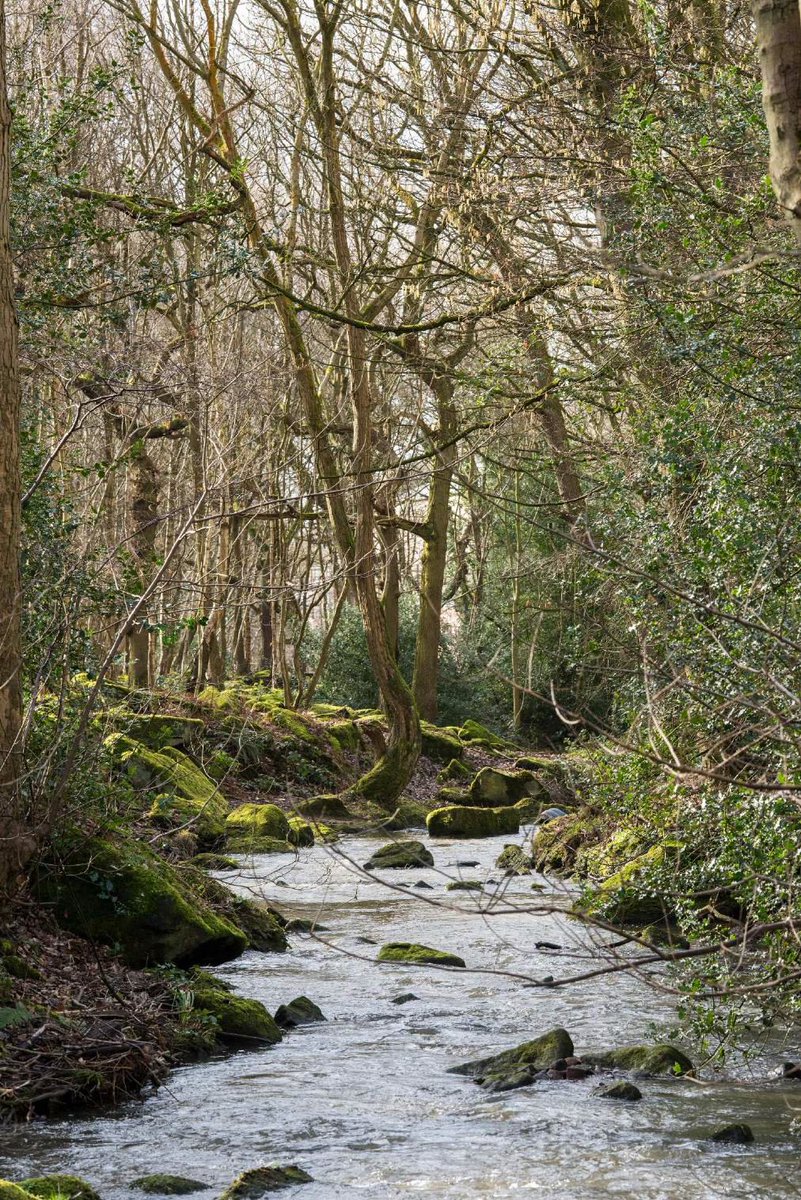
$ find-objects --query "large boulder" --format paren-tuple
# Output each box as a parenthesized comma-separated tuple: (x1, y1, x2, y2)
(449, 1028, 574, 1092)
(427, 805, 520, 839)
(420, 722, 464, 763)
(226, 803, 290, 841)
(34, 836, 247, 967)
(108, 737, 227, 846)
(104, 709, 204, 750)
(457, 720, 515, 751)
(230, 898, 288, 952)
(469, 767, 544, 808)
(377, 942, 466, 968)
(363, 840, 434, 869)
(584, 1043, 693, 1076)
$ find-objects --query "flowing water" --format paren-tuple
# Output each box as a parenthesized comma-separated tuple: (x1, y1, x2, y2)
(2, 831, 800, 1198)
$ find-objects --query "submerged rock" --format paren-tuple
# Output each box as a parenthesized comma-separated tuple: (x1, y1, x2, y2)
(284, 917, 327, 933)
(19, 1180, 99, 1200)
(377, 942, 466, 968)
(450, 1028, 574, 1092)
(595, 1081, 642, 1101)
(708, 1124, 754, 1144)
(274, 996, 326, 1029)
(190, 853, 239, 872)
(131, 1178, 210, 1195)
(496, 844, 532, 875)
(585, 1043, 693, 1076)
(363, 840, 434, 870)
(427, 804, 520, 839)
(219, 1166, 313, 1197)
(413, 880, 434, 889)
(390, 993, 419, 1004)
(33, 836, 247, 967)
(446, 880, 483, 892)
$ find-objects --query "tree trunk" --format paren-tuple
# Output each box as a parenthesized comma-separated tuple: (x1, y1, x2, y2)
(752, 0, 801, 242)
(0, 0, 32, 897)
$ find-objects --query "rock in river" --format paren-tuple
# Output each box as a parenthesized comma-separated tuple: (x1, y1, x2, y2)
(427, 805, 520, 839)
(377, 942, 466, 968)
(274, 996, 326, 1029)
(363, 840, 434, 869)
(594, 1081, 642, 1101)
(708, 1124, 754, 1144)
(584, 1043, 693, 1076)
(220, 1166, 313, 1197)
(131, 1177, 210, 1195)
(449, 1028, 574, 1092)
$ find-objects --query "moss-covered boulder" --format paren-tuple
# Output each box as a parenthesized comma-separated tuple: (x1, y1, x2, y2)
(582, 844, 678, 925)
(496, 844, 533, 875)
(458, 720, 514, 751)
(108, 736, 227, 846)
(191, 853, 239, 872)
(131, 1177, 210, 1195)
(437, 758, 471, 784)
(531, 807, 608, 876)
(189, 971, 283, 1043)
(469, 767, 543, 808)
(19, 1179, 100, 1200)
(326, 719, 360, 751)
(595, 1081, 642, 1101)
(226, 803, 290, 841)
(377, 942, 466, 968)
(446, 880, 483, 892)
(226, 836, 295, 855)
(219, 1166, 312, 1198)
(33, 835, 247, 967)
(0, 1186, 36, 1200)
(420, 722, 464, 763)
(296, 794, 352, 821)
(427, 804, 520, 839)
(287, 817, 314, 847)
(105, 710, 205, 750)
(449, 1028, 574, 1092)
(435, 787, 471, 807)
(584, 1043, 693, 1076)
(274, 996, 326, 1028)
(363, 840, 434, 870)
(231, 898, 288, 952)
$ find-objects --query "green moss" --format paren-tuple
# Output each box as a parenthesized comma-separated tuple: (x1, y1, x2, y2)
(104, 710, 204, 750)
(226, 803, 290, 840)
(437, 758, 471, 783)
(287, 817, 314, 847)
(231, 898, 288, 952)
(377, 942, 466, 968)
(450, 1028, 573, 1091)
(435, 786, 471, 806)
(446, 880, 483, 892)
(2, 954, 41, 980)
(457, 720, 515, 751)
(33, 835, 247, 967)
(273, 996, 326, 1028)
(363, 840, 434, 869)
(583, 843, 680, 925)
(205, 750, 237, 781)
(219, 1166, 313, 1198)
(531, 807, 608, 875)
(190, 853, 239, 871)
(0, 1185, 37, 1200)
(325, 719, 360, 751)
(0, 970, 13, 1002)
(189, 971, 283, 1043)
(20, 1179, 100, 1200)
(107, 736, 226, 846)
(272, 708, 316, 743)
(0, 1005, 33, 1030)
(420, 722, 464, 763)
(131, 1177, 210, 1195)
(469, 767, 543, 807)
(296, 794, 352, 821)
(495, 844, 533, 875)
(225, 836, 295, 855)
(426, 804, 520, 839)
(585, 1043, 693, 1076)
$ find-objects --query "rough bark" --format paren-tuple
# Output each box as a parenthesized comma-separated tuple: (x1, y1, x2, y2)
(752, 0, 801, 241)
(0, 0, 32, 897)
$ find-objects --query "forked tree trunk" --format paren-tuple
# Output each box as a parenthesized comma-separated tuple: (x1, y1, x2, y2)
(0, 0, 33, 897)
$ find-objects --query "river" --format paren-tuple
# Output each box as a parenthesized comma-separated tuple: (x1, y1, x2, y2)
(2, 831, 799, 1198)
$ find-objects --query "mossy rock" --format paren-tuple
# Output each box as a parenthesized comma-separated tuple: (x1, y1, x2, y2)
(595, 1081, 642, 1101)
(225, 836, 295, 855)
(104, 710, 204, 750)
(190, 971, 283, 1043)
(435, 787, 471, 806)
(584, 1043, 693, 1076)
(420, 722, 464, 763)
(274, 995, 326, 1028)
(577, 827, 646, 879)
(19, 1179, 100, 1200)
(437, 758, 471, 784)
(531, 807, 608, 876)
(272, 708, 316, 743)
(450, 1027, 574, 1092)
(286, 817, 314, 847)
(226, 803, 290, 841)
(231, 898, 288, 952)
(191, 853, 240, 872)
(495, 844, 533, 875)
(296, 794, 352, 821)
(363, 840, 434, 870)
(469, 767, 544, 808)
(458, 720, 515, 752)
(131, 1177, 210, 1195)
(33, 835, 247, 967)
(377, 942, 465, 968)
(219, 1166, 312, 1198)
(426, 804, 520, 839)
(582, 844, 679, 926)
(446, 880, 483, 892)
(325, 719, 360, 751)
(0, 1187, 37, 1200)
(107, 736, 226, 846)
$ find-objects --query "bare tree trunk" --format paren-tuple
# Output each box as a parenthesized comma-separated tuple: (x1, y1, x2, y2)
(0, 0, 32, 896)
(127, 446, 159, 688)
(752, 0, 801, 242)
